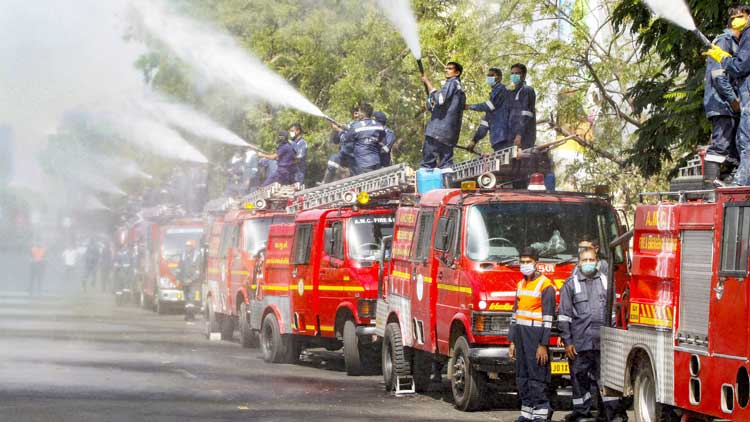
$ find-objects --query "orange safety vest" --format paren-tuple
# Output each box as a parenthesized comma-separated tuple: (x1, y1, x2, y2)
(514, 274, 554, 326)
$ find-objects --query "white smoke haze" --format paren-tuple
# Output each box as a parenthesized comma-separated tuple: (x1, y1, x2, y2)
(640, 0, 696, 31)
(136, 94, 250, 147)
(375, 0, 422, 59)
(131, 0, 326, 117)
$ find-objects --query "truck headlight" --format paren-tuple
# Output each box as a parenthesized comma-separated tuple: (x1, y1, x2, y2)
(357, 299, 377, 319)
(472, 311, 512, 336)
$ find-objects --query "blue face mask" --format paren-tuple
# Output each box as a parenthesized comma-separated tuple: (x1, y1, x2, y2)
(510, 74, 522, 85)
(581, 262, 597, 275)
(486, 76, 496, 86)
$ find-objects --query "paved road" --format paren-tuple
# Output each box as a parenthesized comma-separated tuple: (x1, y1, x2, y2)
(0, 291, 617, 421)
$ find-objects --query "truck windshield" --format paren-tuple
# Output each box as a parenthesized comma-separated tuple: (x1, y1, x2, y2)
(466, 202, 621, 263)
(162, 227, 203, 259)
(347, 215, 395, 261)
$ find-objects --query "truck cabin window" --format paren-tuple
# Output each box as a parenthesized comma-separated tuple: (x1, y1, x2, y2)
(244, 216, 292, 257)
(162, 227, 204, 259)
(347, 215, 395, 261)
(466, 202, 622, 263)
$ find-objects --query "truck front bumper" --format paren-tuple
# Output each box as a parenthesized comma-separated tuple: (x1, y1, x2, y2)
(158, 289, 185, 303)
(467, 345, 568, 375)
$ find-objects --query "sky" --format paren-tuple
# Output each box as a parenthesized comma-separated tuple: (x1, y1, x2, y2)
(0, 0, 144, 187)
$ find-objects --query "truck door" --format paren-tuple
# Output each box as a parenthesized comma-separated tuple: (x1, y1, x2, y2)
(218, 223, 238, 315)
(291, 223, 315, 333)
(711, 203, 750, 359)
(434, 207, 461, 354)
(410, 208, 436, 351)
(318, 219, 345, 336)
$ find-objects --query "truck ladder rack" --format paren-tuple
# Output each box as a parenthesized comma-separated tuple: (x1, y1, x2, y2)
(240, 183, 296, 210)
(288, 164, 415, 212)
(639, 190, 716, 203)
(449, 145, 518, 184)
(203, 197, 237, 214)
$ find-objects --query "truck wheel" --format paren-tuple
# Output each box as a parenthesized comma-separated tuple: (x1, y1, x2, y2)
(261, 313, 285, 363)
(450, 336, 486, 411)
(633, 363, 679, 422)
(156, 299, 167, 315)
(343, 320, 364, 375)
(220, 315, 235, 341)
(412, 349, 433, 393)
(239, 302, 258, 348)
(205, 299, 220, 338)
(382, 322, 411, 391)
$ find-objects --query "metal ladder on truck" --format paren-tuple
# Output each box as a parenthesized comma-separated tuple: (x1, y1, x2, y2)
(287, 163, 415, 212)
(446, 145, 518, 187)
(203, 183, 297, 215)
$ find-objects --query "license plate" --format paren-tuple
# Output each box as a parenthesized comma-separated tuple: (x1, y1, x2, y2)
(551, 360, 570, 375)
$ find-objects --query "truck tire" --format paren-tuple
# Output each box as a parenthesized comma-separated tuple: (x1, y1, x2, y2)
(261, 313, 286, 363)
(239, 302, 258, 348)
(633, 362, 679, 422)
(343, 320, 364, 375)
(156, 298, 167, 315)
(412, 349, 433, 393)
(205, 299, 220, 338)
(382, 322, 411, 391)
(450, 336, 487, 411)
(220, 314, 235, 341)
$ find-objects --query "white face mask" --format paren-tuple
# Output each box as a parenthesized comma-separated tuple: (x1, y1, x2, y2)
(289, 131, 296, 139)
(520, 263, 535, 276)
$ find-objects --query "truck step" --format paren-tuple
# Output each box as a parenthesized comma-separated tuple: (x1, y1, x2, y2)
(394, 375, 415, 396)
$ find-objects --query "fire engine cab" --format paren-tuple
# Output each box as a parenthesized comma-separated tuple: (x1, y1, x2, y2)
(601, 184, 750, 421)
(201, 184, 294, 346)
(249, 165, 411, 375)
(375, 146, 629, 411)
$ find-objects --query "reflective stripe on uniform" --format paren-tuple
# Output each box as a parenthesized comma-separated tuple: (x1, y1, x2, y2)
(558, 315, 572, 322)
(438, 93, 445, 105)
(521, 406, 533, 419)
(480, 120, 489, 127)
(515, 309, 542, 319)
(533, 408, 549, 416)
(354, 126, 384, 133)
(542, 315, 553, 322)
(573, 392, 592, 405)
(711, 68, 726, 78)
(327, 160, 340, 169)
(521, 111, 534, 117)
(517, 289, 542, 298)
(485, 100, 496, 111)
(515, 319, 546, 327)
(602, 396, 620, 402)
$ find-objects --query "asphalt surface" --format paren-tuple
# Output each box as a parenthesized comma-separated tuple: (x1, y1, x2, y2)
(0, 289, 623, 422)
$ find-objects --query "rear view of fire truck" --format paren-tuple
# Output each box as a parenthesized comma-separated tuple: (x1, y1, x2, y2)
(601, 183, 750, 421)
(375, 145, 630, 411)
(251, 165, 411, 375)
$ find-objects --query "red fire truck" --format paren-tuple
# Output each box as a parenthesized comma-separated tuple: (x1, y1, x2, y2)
(249, 165, 410, 375)
(201, 185, 295, 346)
(138, 207, 204, 314)
(601, 184, 750, 421)
(375, 146, 630, 410)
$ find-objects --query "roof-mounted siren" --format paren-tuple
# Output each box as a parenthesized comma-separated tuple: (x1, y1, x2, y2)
(254, 198, 267, 210)
(477, 172, 496, 190)
(342, 191, 358, 204)
(528, 173, 546, 191)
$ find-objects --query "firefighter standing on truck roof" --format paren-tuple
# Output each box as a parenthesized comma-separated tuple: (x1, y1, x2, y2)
(322, 106, 360, 184)
(373, 111, 396, 167)
(508, 63, 537, 150)
(466, 67, 510, 152)
(704, 6, 750, 186)
(288, 123, 307, 186)
(509, 247, 556, 422)
(702, 5, 745, 187)
(259, 131, 296, 186)
(420, 61, 466, 169)
(337, 102, 384, 176)
(558, 248, 627, 422)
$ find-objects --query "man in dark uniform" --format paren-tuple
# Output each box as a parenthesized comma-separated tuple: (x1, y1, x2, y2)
(558, 248, 627, 422)
(466, 67, 510, 152)
(420, 61, 466, 169)
(373, 111, 396, 167)
(259, 131, 296, 186)
(508, 63, 537, 150)
(289, 123, 308, 186)
(339, 103, 384, 175)
(322, 106, 361, 184)
(509, 247, 556, 422)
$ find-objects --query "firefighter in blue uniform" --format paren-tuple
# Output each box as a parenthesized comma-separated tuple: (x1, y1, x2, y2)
(420, 61, 466, 169)
(508, 63, 537, 150)
(322, 106, 361, 184)
(509, 247, 556, 422)
(373, 111, 396, 167)
(705, 6, 750, 185)
(259, 131, 295, 186)
(466, 67, 510, 152)
(339, 103, 384, 175)
(702, 6, 745, 186)
(288, 123, 308, 186)
(558, 248, 627, 422)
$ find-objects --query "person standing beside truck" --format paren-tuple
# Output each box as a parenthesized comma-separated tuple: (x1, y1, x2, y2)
(420, 61, 466, 169)
(29, 241, 46, 296)
(508, 247, 556, 422)
(558, 248, 627, 422)
(178, 239, 201, 321)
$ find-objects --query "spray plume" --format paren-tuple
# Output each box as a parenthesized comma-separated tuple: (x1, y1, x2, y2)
(132, 0, 325, 117)
(375, 0, 422, 60)
(137, 95, 249, 147)
(640, 0, 711, 47)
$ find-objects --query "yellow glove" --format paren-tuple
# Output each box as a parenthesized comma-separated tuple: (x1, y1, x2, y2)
(703, 44, 732, 63)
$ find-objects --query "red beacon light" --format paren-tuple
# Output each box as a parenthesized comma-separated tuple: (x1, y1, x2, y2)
(528, 172, 546, 191)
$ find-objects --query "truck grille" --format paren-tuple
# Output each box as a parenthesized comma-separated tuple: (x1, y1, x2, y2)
(472, 311, 512, 336)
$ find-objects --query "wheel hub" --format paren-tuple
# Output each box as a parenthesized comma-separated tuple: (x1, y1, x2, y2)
(453, 354, 466, 392)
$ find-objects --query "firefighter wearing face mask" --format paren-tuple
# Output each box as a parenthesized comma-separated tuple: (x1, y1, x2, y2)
(705, 6, 750, 186)
(558, 248, 627, 422)
(509, 247, 556, 422)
